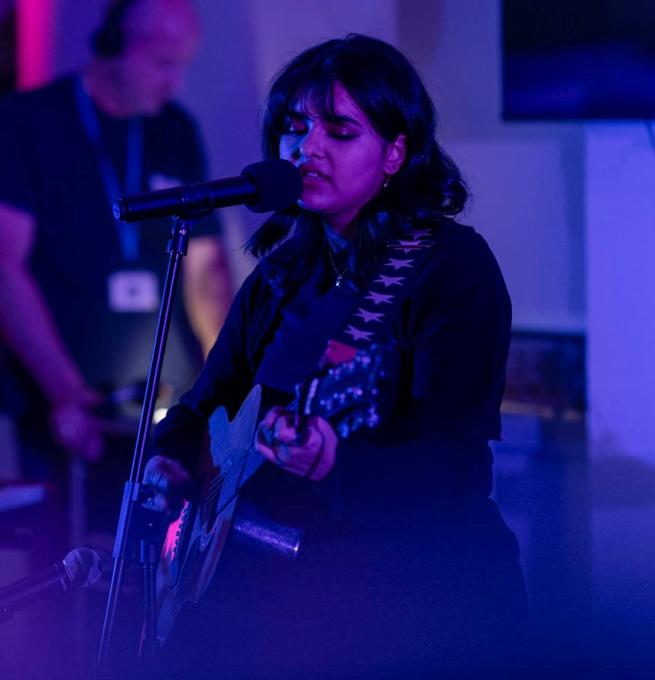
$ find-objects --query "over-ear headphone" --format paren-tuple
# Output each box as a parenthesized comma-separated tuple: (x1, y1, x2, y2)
(90, 0, 140, 57)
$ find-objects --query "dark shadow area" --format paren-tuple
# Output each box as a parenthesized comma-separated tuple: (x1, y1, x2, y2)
(2, 412, 655, 677)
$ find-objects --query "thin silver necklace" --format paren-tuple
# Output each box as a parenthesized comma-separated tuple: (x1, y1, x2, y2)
(327, 246, 349, 287)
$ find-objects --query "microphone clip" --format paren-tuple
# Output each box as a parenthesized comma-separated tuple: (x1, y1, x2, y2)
(111, 481, 170, 564)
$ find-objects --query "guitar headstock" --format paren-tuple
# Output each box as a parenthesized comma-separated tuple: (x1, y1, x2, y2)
(294, 343, 395, 439)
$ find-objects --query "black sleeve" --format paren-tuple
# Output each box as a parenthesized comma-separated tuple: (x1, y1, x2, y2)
(151, 266, 260, 469)
(0, 94, 38, 214)
(404, 231, 512, 443)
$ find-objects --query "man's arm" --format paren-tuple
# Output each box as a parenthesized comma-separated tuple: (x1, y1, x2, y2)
(0, 201, 102, 460)
(183, 235, 233, 356)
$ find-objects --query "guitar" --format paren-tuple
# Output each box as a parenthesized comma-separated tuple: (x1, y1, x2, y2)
(154, 344, 391, 644)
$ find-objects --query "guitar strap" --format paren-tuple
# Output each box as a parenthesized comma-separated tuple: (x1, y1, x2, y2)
(320, 227, 435, 366)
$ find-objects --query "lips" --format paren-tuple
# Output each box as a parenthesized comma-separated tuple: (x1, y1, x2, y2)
(299, 165, 329, 180)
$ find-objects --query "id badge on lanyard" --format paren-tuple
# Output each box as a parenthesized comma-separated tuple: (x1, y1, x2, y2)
(74, 77, 160, 313)
(107, 270, 160, 312)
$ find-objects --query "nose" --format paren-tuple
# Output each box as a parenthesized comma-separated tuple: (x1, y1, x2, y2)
(299, 126, 325, 160)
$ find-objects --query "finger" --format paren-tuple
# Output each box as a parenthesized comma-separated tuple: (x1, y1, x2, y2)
(81, 434, 104, 463)
(81, 416, 104, 461)
(255, 436, 278, 464)
(256, 408, 291, 448)
(273, 441, 292, 466)
(256, 431, 294, 469)
(305, 418, 338, 481)
(272, 415, 297, 443)
(260, 406, 289, 430)
(271, 425, 323, 459)
(294, 425, 324, 453)
(272, 417, 304, 445)
(274, 429, 301, 446)
(54, 416, 102, 461)
(145, 457, 191, 495)
(161, 458, 191, 484)
(148, 494, 169, 513)
(80, 388, 104, 407)
(256, 408, 295, 456)
(307, 444, 336, 481)
(255, 413, 281, 456)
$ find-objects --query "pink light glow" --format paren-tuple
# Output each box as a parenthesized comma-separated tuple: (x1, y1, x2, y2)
(16, 0, 55, 90)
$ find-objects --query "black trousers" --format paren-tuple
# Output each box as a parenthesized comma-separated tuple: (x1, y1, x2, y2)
(154, 493, 529, 679)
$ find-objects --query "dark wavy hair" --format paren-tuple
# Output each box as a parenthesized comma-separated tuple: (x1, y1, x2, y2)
(247, 34, 468, 293)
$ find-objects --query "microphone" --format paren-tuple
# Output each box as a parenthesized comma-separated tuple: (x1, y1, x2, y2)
(113, 159, 302, 222)
(0, 547, 103, 615)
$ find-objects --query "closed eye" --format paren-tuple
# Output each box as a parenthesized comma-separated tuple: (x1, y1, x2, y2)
(281, 113, 309, 137)
(329, 128, 357, 141)
(282, 123, 307, 136)
(325, 115, 361, 141)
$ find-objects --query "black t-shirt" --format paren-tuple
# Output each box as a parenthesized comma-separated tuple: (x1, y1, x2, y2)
(0, 75, 220, 415)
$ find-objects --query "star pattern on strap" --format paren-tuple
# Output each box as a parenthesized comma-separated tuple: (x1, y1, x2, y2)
(355, 308, 384, 323)
(375, 274, 405, 288)
(365, 291, 394, 305)
(345, 325, 374, 342)
(397, 239, 426, 248)
(386, 258, 414, 270)
(392, 246, 429, 254)
(336, 231, 432, 348)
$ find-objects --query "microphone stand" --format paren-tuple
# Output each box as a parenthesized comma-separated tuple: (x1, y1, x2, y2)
(97, 213, 206, 674)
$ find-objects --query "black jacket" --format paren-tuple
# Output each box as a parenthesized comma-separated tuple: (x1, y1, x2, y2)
(152, 219, 511, 511)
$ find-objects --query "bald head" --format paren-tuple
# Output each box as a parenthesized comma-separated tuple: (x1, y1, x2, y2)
(89, 0, 201, 116)
(121, 0, 200, 50)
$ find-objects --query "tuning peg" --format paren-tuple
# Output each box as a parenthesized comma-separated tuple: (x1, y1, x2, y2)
(366, 406, 380, 428)
(336, 421, 350, 438)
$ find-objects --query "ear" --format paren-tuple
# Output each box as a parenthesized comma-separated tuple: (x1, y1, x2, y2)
(383, 134, 407, 176)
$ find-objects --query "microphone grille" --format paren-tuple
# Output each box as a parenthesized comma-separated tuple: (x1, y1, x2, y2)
(62, 548, 103, 589)
(241, 160, 302, 213)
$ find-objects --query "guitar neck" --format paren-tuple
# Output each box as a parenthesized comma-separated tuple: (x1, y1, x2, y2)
(205, 346, 386, 520)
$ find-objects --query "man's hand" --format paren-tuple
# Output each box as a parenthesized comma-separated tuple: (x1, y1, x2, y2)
(49, 388, 104, 462)
(0, 201, 105, 463)
(255, 407, 337, 481)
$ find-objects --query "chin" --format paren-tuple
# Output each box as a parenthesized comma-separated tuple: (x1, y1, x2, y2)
(298, 194, 335, 214)
(297, 199, 320, 214)
(138, 98, 168, 116)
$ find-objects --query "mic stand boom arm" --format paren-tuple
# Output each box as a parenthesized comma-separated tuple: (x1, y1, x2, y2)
(97, 214, 201, 672)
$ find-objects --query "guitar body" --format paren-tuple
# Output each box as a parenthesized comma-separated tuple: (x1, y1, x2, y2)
(153, 344, 390, 645)
(155, 385, 263, 643)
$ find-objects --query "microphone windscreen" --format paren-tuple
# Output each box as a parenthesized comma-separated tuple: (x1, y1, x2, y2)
(241, 160, 302, 213)
(63, 548, 103, 589)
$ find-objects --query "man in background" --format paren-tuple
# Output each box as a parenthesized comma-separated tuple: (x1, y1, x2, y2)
(0, 0, 231, 516)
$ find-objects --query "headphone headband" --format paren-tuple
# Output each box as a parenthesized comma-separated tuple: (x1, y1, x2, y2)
(90, 0, 139, 58)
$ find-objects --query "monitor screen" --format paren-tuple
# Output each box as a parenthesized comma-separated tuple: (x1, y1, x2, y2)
(503, 0, 655, 120)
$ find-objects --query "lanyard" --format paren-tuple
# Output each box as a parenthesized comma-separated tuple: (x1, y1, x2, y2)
(74, 77, 143, 262)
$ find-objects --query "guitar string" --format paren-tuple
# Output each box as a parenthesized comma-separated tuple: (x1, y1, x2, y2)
(199, 452, 262, 515)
